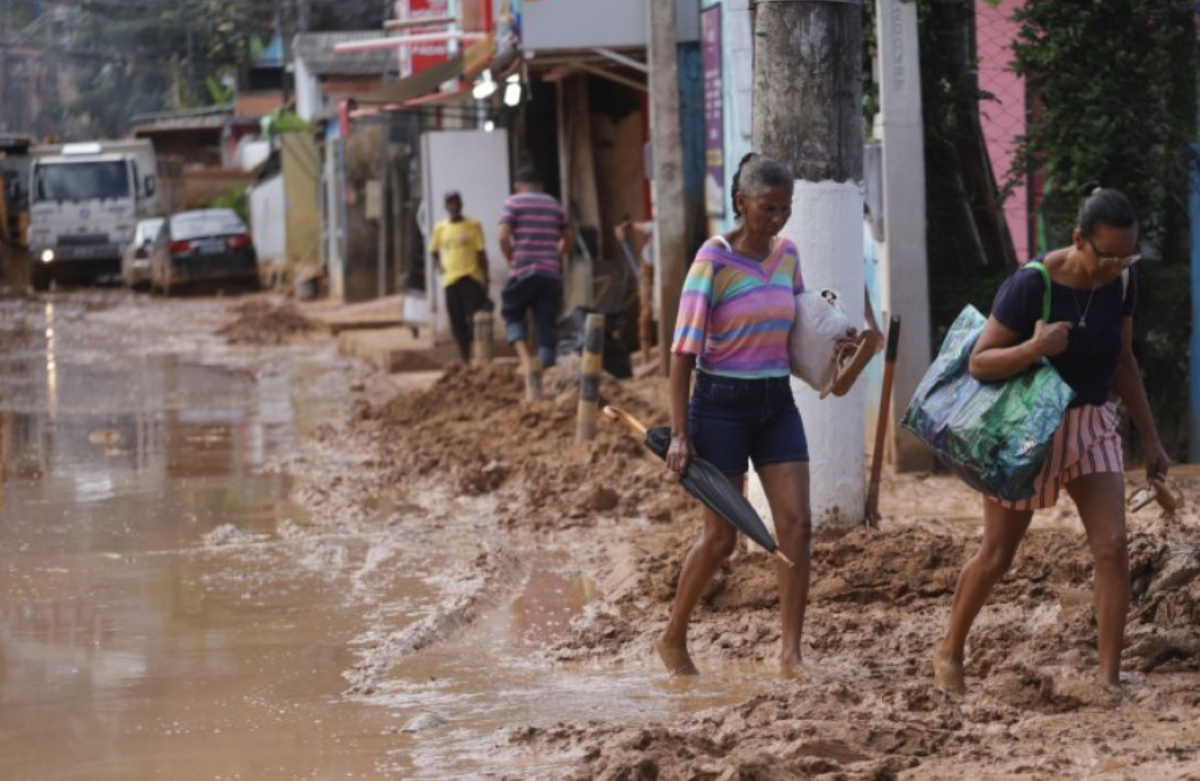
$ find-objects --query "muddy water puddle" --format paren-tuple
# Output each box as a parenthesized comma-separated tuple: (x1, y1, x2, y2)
(367, 562, 782, 780)
(0, 296, 770, 780)
(0, 296, 402, 780)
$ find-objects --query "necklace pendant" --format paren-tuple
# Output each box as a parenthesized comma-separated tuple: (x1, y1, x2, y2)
(1079, 318, 1087, 329)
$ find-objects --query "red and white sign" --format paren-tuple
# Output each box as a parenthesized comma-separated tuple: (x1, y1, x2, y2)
(395, 0, 450, 78)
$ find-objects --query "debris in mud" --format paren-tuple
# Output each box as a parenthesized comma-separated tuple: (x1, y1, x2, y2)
(357, 363, 683, 533)
(344, 548, 524, 696)
(401, 712, 448, 733)
(586, 486, 621, 513)
(87, 428, 122, 446)
(202, 524, 270, 547)
(219, 299, 318, 345)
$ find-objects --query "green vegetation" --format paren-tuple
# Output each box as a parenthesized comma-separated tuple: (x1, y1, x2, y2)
(1012, 0, 1197, 459)
(205, 188, 250, 223)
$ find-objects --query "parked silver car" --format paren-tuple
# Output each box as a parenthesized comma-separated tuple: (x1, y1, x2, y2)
(150, 209, 260, 295)
(121, 218, 165, 290)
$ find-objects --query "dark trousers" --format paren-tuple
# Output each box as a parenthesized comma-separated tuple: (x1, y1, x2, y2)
(445, 276, 487, 362)
(501, 273, 562, 368)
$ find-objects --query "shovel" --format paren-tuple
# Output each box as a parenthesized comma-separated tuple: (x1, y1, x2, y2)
(1128, 476, 1180, 515)
(603, 406, 795, 567)
(866, 316, 901, 526)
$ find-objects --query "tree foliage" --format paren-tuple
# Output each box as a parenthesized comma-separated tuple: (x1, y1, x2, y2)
(66, 1, 275, 137)
(64, 0, 387, 138)
(1011, 0, 1197, 254)
(1011, 0, 1197, 459)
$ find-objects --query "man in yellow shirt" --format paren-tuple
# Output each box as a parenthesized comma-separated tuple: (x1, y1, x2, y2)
(429, 191, 489, 361)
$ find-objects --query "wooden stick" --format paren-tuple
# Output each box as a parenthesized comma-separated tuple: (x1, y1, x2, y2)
(576, 313, 605, 442)
(602, 405, 648, 438)
(866, 316, 901, 526)
(773, 549, 795, 568)
(472, 310, 494, 365)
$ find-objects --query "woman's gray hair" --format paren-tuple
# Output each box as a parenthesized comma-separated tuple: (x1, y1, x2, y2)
(731, 153, 794, 219)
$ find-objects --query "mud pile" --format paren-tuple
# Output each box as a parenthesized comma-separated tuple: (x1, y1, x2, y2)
(350, 363, 1200, 778)
(220, 299, 317, 345)
(358, 363, 701, 531)
(513, 513, 1200, 780)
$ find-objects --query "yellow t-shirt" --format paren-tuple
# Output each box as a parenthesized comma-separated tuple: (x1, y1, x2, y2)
(429, 218, 485, 288)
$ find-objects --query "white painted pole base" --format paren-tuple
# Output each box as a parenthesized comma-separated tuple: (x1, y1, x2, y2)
(748, 180, 866, 530)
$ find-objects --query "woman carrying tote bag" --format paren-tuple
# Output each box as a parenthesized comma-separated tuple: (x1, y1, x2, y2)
(933, 187, 1169, 694)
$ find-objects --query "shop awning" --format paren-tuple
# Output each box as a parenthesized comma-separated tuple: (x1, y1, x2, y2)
(352, 55, 465, 105)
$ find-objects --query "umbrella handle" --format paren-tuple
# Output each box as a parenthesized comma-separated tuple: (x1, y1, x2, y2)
(773, 550, 795, 568)
(602, 405, 648, 438)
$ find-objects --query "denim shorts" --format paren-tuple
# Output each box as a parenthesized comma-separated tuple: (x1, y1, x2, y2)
(688, 372, 809, 476)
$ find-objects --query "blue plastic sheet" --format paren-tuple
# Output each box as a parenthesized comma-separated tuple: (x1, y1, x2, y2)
(901, 305, 1075, 502)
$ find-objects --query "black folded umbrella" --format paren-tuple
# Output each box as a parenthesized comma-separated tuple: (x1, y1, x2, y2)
(603, 406, 794, 567)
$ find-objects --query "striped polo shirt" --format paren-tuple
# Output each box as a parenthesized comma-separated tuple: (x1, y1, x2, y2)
(671, 237, 804, 379)
(500, 191, 569, 279)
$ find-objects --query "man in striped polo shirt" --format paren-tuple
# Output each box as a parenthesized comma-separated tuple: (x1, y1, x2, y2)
(498, 167, 572, 373)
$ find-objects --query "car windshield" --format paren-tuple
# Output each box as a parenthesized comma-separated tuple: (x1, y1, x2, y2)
(35, 161, 131, 202)
(170, 211, 247, 241)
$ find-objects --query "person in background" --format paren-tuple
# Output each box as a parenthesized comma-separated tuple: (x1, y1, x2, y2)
(933, 187, 1168, 694)
(429, 191, 489, 363)
(498, 167, 572, 374)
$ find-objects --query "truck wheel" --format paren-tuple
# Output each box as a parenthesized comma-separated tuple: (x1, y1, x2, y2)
(31, 265, 51, 292)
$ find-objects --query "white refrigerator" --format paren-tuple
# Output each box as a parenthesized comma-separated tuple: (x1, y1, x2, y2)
(413, 129, 512, 345)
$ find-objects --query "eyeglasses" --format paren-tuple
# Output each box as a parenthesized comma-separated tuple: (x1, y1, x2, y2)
(1086, 236, 1141, 269)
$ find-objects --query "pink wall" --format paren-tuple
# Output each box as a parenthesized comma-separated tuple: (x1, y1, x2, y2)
(976, 0, 1029, 261)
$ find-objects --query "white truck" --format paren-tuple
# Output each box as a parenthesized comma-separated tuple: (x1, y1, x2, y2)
(27, 139, 161, 290)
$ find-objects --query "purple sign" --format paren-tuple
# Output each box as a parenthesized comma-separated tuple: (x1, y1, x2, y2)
(702, 6, 725, 219)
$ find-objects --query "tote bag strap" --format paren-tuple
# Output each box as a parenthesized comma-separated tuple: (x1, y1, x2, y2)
(1026, 260, 1052, 322)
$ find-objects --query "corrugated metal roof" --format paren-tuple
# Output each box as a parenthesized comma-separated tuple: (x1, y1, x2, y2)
(293, 31, 395, 76)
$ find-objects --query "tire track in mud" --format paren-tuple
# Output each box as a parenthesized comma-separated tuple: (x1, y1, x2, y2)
(343, 547, 528, 696)
(271, 402, 537, 699)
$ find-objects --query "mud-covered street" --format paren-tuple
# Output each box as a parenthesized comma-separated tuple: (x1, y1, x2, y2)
(1, 291, 1198, 781)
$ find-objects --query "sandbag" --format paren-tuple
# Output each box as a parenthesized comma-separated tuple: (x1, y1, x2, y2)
(900, 305, 1075, 502)
(789, 289, 854, 392)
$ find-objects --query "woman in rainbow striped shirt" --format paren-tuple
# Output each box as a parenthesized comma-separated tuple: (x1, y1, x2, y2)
(658, 153, 840, 676)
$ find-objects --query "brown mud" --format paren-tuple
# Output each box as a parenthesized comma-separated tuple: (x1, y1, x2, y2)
(306, 358, 1200, 780)
(219, 297, 319, 345)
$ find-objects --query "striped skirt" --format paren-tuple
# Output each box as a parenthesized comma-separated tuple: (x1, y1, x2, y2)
(992, 402, 1125, 512)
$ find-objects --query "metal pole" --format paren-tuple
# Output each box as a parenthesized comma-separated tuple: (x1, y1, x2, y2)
(1189, 145, 1200, 462)
(377, 118, 389, 298)
(576, 313, 605, 442)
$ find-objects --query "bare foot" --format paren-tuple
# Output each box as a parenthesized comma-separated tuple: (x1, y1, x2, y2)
(933, 643, 966, 694)
(655, 637, 699, 676)
(779, 650, 806, 677)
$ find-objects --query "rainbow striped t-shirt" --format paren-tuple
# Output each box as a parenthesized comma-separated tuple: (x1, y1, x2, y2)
(671, 237, 804, 379)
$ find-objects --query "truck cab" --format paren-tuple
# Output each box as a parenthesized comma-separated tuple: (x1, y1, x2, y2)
(27, 141, 159, 291)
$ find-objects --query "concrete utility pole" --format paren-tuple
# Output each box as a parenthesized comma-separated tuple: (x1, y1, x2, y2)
(752, 0, 865, 527)
(647, 0, 688, 374)
(875, 0, 933, 472)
